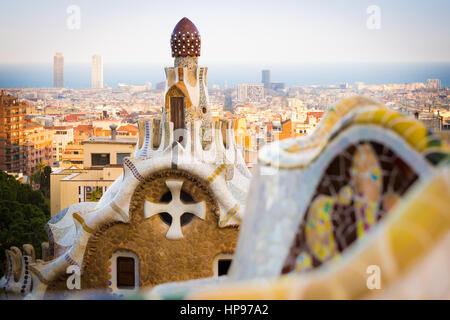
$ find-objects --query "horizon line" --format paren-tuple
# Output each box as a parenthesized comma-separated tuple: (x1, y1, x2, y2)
(1, 60, 450, 65)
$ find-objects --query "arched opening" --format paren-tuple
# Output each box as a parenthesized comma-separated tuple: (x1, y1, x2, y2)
(213, 253, 234, 277)
(166, 84, 191, 144)
(109, 250, 139, 295)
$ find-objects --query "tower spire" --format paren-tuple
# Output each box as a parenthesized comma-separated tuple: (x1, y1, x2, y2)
(170, 17, 201, 58)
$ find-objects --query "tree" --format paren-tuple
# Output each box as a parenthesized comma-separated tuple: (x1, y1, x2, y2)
(0, 170, 49, 277)
(0, 201, 48, 261)
(30, 162, 52, 198)
(40, 165, 52, 198)
(89, 187, 103, 202)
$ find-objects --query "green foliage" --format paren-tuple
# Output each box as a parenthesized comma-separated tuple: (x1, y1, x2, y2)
(0, 170, 49, 277)
(0, 171, 49, 216)
(89, 187, 103, 202)
(30, 162, 52, 199)
(40, 165, 52, 198)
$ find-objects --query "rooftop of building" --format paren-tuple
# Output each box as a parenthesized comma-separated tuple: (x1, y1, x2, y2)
(81, 136, 137, 145)
(117, 124, 138, 132)
(45, 125, 74, 130)
(0, 91, 25, 107)
(64, 114, 86, 122)
(24, 122, 44, 129)
(74, 124, 93, 131)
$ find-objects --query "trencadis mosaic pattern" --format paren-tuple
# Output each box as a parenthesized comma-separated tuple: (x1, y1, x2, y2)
(282, 141, 418, 273)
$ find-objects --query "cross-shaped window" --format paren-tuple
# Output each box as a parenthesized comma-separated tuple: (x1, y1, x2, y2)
(144, 180, 206, 239)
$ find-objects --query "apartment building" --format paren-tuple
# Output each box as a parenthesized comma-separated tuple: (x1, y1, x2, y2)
(0, 91, 53, 175)
(50, 126, 136, 216)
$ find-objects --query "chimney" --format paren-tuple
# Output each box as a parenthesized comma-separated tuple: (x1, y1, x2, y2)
(110, 124, 117, 140)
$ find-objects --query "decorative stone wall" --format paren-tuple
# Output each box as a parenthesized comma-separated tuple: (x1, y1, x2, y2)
(80, 169, 239, 292)
(45, 276, 71, 298)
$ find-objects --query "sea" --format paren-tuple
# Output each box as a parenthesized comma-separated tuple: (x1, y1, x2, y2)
(0, 62, 449, 89)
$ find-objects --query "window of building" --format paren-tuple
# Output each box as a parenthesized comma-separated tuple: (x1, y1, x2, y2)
(218, 259, 232, 276)
(117, 153, 130, 164)
(91, 153, 110, 166)
(85, 186, 103, 202)
(117, 257, 135, 289)
(110, 251, 139, 294)
(213, 253, 233, 277)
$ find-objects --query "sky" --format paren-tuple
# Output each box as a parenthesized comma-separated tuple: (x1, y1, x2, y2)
(0, 0, 449, 65)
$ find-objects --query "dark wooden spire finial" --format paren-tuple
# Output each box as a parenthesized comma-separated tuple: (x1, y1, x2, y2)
(170, 17, 201, 58)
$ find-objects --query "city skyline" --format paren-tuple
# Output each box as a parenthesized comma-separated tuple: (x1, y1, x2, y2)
(2, 60, 450, 89)
(0, 0, 449, 65)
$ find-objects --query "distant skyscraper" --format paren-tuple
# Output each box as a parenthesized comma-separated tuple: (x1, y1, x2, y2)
(92, 54, 103, 89)
(427, 79, 441, 90)
(262, 70, 270, 88)
(53, 53, 64, 88)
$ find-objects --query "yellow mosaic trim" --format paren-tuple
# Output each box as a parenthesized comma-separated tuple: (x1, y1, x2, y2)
(354, 109, 428, 152)
(72, 212, 94, 234)
(207, 164, 226, 184)
(387, 172, 450, 272)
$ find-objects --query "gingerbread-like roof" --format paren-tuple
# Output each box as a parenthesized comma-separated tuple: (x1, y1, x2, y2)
(170, 17, 201, 57)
